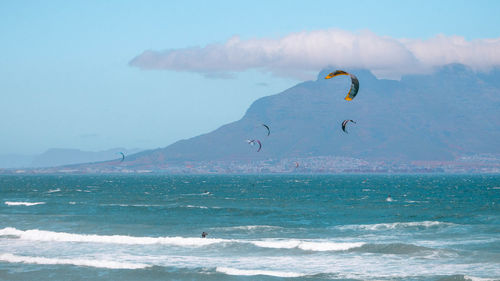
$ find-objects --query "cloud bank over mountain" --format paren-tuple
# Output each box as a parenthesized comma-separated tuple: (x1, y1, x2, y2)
(130, 29, 500, 79)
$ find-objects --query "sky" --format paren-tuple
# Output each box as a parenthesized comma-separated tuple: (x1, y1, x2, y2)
(1, 0, 500, 155)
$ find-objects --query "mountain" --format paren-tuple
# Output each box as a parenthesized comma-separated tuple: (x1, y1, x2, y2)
(122, 64, 499, 167)
(11, 64, 498, 173)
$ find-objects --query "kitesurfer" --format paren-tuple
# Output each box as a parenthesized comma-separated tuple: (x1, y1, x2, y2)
(201, 232, 208, 238)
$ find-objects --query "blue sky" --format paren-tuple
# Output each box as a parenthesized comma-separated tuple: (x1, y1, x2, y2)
(1, 0, 499, 154)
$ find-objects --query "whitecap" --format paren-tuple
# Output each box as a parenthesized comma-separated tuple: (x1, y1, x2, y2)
(0, 227, 367, 253)
(216, 267, 305, 278)
(251, 239, 364, 251)
(0, 227, 229, 247)
(183, 205, 209, 209)
(218, 225, 283, 231)
(0, 253, 149, 269)
(47, 188, 61, 193)
(464, 275, 497, 281)
(338, 221, 455, 231)
(181, 192, 211, 196)
(99, 203, 163, 207)
(4, 202, 45, 206)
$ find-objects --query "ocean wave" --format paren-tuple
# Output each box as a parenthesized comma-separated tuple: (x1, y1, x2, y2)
(463, 275, 498, 281)
(99, 203, 221, 209)
(404, 200, 429, 203)
(47, 188, 61, 193)
(251, 240, 364, 251)
(180, 192, 211, 196)
(99, 203, 164, 207)
(0, 253, 149, 269)
(352, 243, 435, 255)
(4, 201, 45, 206)
(216, 267, 306, 278)
(183, 205, 209, 209)
(0, 227, 229, 247)
(338, 221, 455, 231)
(0, 227, 366, 252)
(435, 275, 498, 281)
(216, 225, 283, 231)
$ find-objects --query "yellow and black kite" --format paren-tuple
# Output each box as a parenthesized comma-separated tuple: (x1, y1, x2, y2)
(325, 70, 360, 101)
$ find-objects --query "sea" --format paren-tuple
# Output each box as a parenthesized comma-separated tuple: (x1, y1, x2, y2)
(0, 174, 499, 281)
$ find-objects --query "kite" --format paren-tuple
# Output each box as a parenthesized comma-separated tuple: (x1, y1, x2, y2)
(341, 120, 356, 133)
(261, 124, 270, 136)
(325, 70, 359, 101)
(247, 139, 262, 152)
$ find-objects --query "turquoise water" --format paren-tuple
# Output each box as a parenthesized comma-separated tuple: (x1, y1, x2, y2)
(0, 175, 499, 280)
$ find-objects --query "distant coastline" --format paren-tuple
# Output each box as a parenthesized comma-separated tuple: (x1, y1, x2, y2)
(1, 154, 499, 175)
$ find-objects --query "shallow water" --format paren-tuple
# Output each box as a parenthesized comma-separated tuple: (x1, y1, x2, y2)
(0, 174, 499, 280)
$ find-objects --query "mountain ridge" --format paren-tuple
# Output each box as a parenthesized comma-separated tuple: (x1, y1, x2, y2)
(124, 64, 499, 166)
(8, 64, 498, 173)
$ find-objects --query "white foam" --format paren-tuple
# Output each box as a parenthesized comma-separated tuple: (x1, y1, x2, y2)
(299, 241, 365, 251)
(100, 204, 163, 207)
(216, 267, 305, 278)
(251, 239, 364, 251)
(0, 227, 367, 253)
(181, 192, 210, 196)
(0, 253, 149, 269)
(0, 227, 229, 247)
(48, 188, 61, 193)
(464, 275, 497, 281)
(339, 221, 454, 231)
(221, 225, 282, 231)
(4, 202, 45, 206)
(183, 205, 208, 209)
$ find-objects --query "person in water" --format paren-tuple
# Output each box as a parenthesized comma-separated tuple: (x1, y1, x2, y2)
(201, 232, 208, 238)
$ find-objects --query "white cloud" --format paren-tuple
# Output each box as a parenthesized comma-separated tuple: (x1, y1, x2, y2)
(129, 29, 500, 79)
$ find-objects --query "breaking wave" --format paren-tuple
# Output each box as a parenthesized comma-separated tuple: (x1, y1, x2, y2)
(337, 221, 455, 231)
(0, 227, 228, 247)
(0, 227, 364, 252)
(352, 243, 436, 255)
(216, 267, 306, 278)
(216, 225, 283, 231)
(251, 240, 365, 251)
(0, 253, 149, 269)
